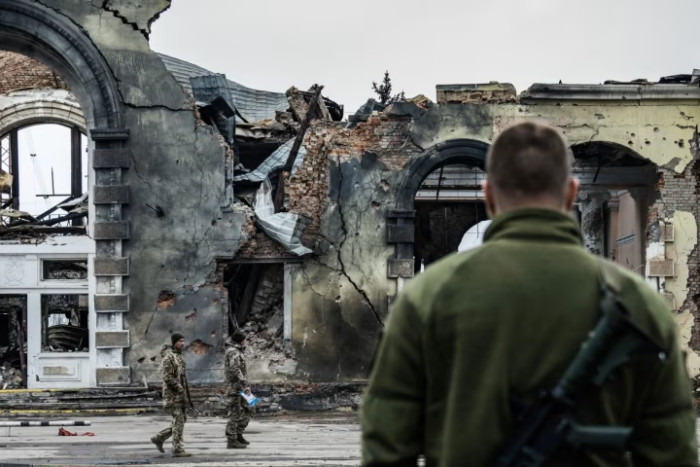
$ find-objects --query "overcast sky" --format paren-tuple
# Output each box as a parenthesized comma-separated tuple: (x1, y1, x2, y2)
(150, 0, 699, 117)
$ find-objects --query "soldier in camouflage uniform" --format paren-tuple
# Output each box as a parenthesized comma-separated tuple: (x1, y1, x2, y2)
(225, 331, 253, 449)
(151, 333, 192, 457)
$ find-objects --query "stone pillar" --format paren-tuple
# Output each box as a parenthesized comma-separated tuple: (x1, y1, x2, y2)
(607, 195, 620, 262)
(579, 191, 610, 256)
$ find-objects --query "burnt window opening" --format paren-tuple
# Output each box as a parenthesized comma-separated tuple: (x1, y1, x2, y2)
(224, 263, 285, 352)
(41, 294, 89, 352)
(414, 164, 489, 272)
(0, 295, 27, 389)
(0, 123, 88, 236)
(42, 259, 88, 280)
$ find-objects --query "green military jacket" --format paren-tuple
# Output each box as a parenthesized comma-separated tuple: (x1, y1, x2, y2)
(361, 208, 697, 467)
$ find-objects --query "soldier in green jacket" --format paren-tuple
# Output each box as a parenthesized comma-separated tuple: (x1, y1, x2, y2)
(361, 121, 697, 466)
(151, 333, 192, 458)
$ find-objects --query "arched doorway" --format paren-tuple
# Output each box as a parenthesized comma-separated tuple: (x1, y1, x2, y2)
(387, 139, 489, 279)
(571, 141, 658, 275)
(0, 0, 131, 387)
(413, 164, 488, 272)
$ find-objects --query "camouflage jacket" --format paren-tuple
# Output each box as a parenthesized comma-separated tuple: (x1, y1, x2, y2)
(224, 343, 247, 395)
(161, 345, 188, 408)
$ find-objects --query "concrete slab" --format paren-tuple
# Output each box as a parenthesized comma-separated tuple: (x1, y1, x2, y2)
(0, 412, 360, 466)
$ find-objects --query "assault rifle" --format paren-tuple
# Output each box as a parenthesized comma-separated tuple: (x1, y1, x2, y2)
(183, 372, 194, 410)
(495, 280, 665, 467)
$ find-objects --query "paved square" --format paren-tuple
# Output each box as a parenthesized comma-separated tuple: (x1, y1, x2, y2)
(0, 413, 360, 466)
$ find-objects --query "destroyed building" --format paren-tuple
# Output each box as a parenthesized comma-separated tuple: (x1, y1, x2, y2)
(1, 0, 700, 407)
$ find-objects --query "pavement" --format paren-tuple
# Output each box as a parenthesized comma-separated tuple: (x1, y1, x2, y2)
(3, 413, 700, 466)
(0, 412, 361, 467)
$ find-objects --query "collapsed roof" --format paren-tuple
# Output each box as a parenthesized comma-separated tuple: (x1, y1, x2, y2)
(158, 53, 289, 124)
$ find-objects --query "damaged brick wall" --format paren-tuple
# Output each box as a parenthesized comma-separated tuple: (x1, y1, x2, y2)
(284, 113, 425, 380)
(0, 1, 249, 388)
(347, 113, 421, 171)
(239, 112, 420, 259)
(292, 113, 421, 239)
(286, 122, 335, 247)
(653, 138, 700, 378)
(0, 51, 68, 94)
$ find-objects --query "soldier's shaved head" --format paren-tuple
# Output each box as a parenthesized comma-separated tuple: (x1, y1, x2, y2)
(484, 120, 578, 215)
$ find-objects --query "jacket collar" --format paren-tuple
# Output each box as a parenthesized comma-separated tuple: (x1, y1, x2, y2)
(483, 208, 583, 246)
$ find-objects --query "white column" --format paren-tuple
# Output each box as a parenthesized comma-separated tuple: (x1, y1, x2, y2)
(283, 263, 292, 349)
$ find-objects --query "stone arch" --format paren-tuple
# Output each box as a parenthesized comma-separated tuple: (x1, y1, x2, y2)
(387, 139, 489, 278)
(0, 0, 123, 130)
(0, 99, 86, 135)
(0, 0, 132, 386)
(570, 140, 658, 266)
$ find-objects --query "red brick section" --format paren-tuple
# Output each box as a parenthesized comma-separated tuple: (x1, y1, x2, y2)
(237, 231, 295, 258)
(289, 116, 419, 246)
(342, 114, 418, 171)
(652, 141, 700, 373)
(237, 113, 421, 258)
(234, 196, 295, 258)
(0, 51, 69, 94)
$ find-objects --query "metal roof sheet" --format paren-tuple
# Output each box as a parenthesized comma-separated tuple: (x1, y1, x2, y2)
(157, 53, 288, 123)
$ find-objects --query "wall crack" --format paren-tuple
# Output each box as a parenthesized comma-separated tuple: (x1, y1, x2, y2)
(334, 155, 383, 327)
(101, 0, 147, 40)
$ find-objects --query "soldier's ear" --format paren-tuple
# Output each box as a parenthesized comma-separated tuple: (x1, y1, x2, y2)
(564, 178, 579, 211)
(483, 180, 498, 218)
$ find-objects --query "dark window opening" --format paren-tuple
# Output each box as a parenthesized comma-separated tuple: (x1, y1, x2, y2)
(414, 202, 487, 272)
(42, 259, 88, 280)
(0, 294, 27, 389)
(224, 263, 285, 352)
(413, 164, 488, 272)
(41, 294, 89, 352)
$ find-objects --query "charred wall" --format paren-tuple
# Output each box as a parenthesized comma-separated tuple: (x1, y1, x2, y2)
(288, 112, 423, 380)
(0, 0, 248, 385)
(287, 97, 700, 382)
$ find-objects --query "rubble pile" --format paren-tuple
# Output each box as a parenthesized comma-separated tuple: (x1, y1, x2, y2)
(0, 308, 25, 388)
(186, 383, 364, 416)
(241, 267, 285, 355)
(0, 364, 23, 389)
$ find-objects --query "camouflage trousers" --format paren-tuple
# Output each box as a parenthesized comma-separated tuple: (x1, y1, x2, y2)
(225, 394, 253, 442)
(154, 405, 187, 453)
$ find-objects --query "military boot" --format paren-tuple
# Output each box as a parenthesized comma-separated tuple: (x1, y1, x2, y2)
(150, 436, 164, 453)
(172, 450, 192, 457)
(227, 439, 247, 449)
(237, 434, 250, 445)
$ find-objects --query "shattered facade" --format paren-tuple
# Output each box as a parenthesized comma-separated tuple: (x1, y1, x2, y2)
(0, 0, 244, 388)
(2, 0, 700, 401)
(286, 82, 700, 382)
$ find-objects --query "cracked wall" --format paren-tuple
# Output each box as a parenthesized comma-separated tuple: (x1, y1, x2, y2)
(287, 97, 700, 381)
(667, 211, 700, 375)
(7, 2, 700, 386)
(288, 113, 421, 379)
(2, 1, 249, 384)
